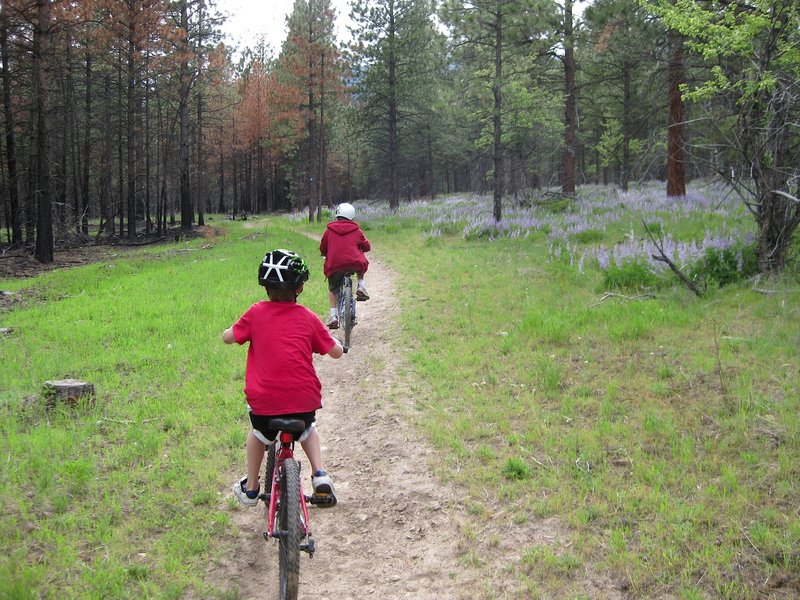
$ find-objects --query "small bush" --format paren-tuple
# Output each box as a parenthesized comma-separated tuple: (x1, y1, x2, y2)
(574, 229, 605, 244)
(535, 198, 572, 213)
(602, 259, 660, 291)
(642, 221, 664, 237)
(689, 243, 758, 287)
(502, 457, 531, 480)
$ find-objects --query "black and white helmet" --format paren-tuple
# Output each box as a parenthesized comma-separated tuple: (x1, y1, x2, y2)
(258, 249, 310, 289)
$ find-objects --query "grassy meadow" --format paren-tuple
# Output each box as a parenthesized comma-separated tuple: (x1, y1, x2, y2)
(2, 182, 799, 598)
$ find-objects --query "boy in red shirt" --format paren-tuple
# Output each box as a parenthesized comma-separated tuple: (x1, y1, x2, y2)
(319, 202, 371, 329)
(223, 249, 343, 506)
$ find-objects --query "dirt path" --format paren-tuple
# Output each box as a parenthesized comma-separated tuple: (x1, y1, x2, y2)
(214, 254, 479, 599)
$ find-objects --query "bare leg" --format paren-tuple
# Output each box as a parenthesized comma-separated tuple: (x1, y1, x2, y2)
(299, 427, 323, 473)
(328, 289, 338, 310)
(245, 430, 265, 492)
(356, 272, 368, 299)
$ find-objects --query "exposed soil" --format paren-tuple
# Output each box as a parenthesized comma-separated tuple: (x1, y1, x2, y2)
(0, 245, 137, 280)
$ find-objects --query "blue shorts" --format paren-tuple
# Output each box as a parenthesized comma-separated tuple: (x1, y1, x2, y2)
(249, 410, 316, 442)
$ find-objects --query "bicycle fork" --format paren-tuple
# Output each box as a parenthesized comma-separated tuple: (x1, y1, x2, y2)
(263, 449, 315, 556)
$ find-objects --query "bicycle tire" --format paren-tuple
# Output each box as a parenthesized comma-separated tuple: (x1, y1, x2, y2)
(278, 458, 302, 600)
(342, 277, 353, 350)
(264, 443, 276, 499)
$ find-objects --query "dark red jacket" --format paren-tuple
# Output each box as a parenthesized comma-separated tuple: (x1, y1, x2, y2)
(319, 219, 371, 278)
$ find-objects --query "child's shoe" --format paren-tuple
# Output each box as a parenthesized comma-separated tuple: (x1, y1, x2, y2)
(326, 311, 339, 329)
(356, 283, 369, 301)
(232, 476, 260, 507)
(312, 470, 335, 496)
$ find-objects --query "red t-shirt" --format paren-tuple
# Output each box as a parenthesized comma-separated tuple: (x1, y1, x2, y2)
(232, 301, 337, 415)
(319, 219, 371, 278)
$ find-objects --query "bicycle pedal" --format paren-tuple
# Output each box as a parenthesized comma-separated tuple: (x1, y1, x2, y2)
(301, 537, 316, 557)
(310, 492, 337, 507)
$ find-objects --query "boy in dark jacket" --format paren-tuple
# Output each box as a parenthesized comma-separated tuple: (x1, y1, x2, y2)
(319, 202, 371, 329)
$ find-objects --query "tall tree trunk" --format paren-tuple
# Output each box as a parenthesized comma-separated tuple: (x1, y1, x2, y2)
(307, 84, 316, 222)
(81, 52, 91, 234)
(562, 0, 577, 195)
(427, 122, 435, 200)
(33, 0, 53, 263)
(117, 53, 124, 235)
(257, 143, 264, 213)
(100, 73, 114, 236)
(197, 89, 206, 225)
(388, 8, 399, 211)
(126, 14, 137, 239)
(196, 1, 206, 226)
(492, 4, 504, 222)
(620, 65, 631, 192)
(232, 144, 239, 215)
(666, 29, 686, 197)
(218, 140, 225, 213)
(144, 69, 152, 233)
(317, 52, 326, 223)
(66, 40, 82, 237)
(754, 96, 799, 272)
(0, 5, 22, 246)
(178, 0, 193, 231)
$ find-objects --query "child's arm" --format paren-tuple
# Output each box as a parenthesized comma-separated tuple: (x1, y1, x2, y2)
(319, 231, 328, 256)
(358, 230, 371, 253)
(328, 339, 344, 359)
(222, 326, 236, 344)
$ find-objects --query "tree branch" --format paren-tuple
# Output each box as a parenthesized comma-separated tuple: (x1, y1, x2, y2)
(643, 220, 703, 296)
(773, 189, 800, 204)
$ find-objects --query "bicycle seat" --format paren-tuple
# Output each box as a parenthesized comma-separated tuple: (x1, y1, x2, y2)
(268, 418, 306, 433)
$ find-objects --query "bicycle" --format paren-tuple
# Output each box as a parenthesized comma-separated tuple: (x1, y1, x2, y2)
(260, 418, 336, 600)
(336, 271, 357, 352)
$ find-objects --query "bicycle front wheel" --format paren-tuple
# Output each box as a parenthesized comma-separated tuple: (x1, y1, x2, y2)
(342, 278, 353, 350)
(278, 458, 303, 600)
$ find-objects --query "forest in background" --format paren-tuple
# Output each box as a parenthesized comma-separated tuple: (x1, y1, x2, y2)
(0, 0, 798, 271)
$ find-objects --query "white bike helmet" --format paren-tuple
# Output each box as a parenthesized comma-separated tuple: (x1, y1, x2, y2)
(335, 203, 355, 221)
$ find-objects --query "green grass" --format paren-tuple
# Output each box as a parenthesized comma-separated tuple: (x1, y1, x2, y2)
(0, 221, 331, 598)
(370, 209, 799, 597)
(2, 195, 799, 599)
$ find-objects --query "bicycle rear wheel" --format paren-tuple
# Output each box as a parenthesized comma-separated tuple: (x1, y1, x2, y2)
(278, 458, 303, 600)
(264, 443, 276, 499)
(342, 278, 353, 351)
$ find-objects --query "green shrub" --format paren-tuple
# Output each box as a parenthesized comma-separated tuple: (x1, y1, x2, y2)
(575, 229, 605, 244)
(602, 259, 660, 291)
(689, 243, 758, 287)
(574, 229, 605, 244)
(642, 221, 664, 237)
(537, 198, 572, 213)
(503, 457, 532, 480)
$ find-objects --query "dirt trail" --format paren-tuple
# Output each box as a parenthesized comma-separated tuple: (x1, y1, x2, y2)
(214, 254, 478, 599)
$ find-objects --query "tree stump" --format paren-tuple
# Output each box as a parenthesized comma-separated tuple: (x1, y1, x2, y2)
(43, 379, 95, 409)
